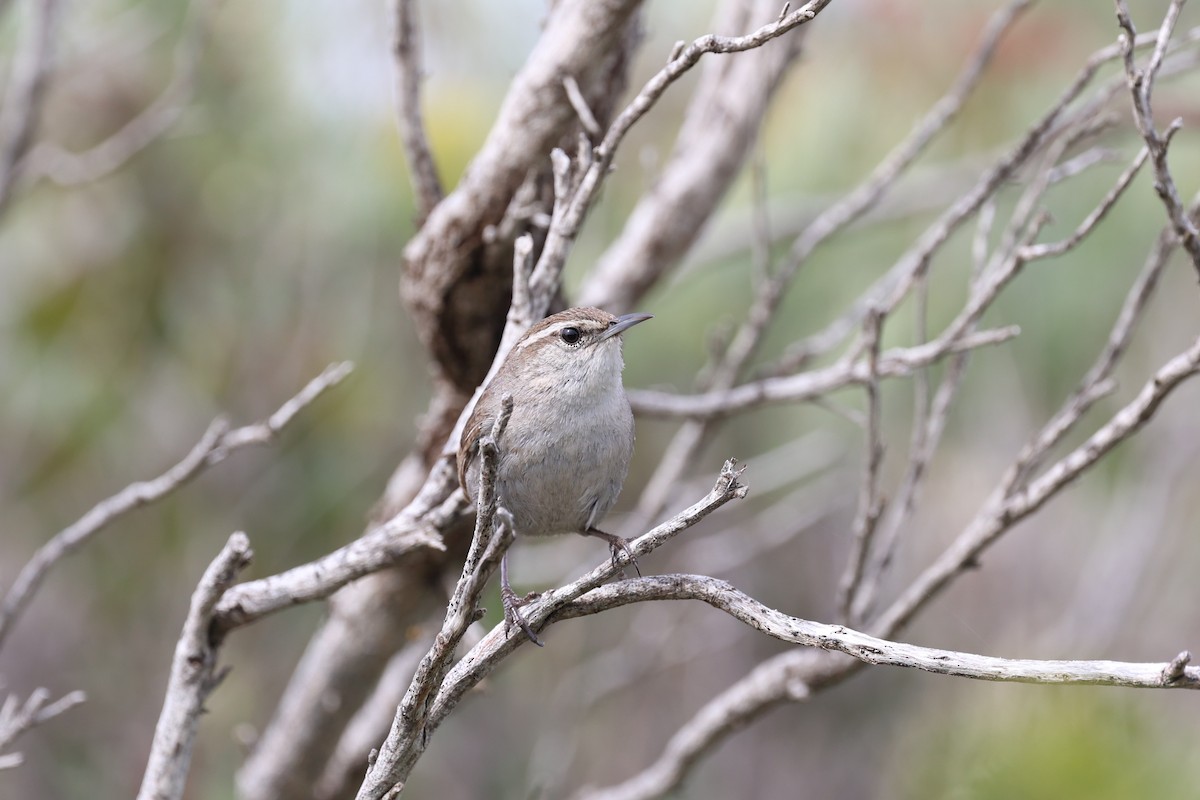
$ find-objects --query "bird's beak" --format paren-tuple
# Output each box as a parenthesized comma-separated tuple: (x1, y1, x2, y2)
(600, 312, 653, 341)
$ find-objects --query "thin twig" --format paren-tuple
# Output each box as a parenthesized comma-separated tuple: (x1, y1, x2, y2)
(20, 0, 213, 188)
(764, 23, 1192, 377)
(0, 687, 87, 769)
(1116, 0, 1200, 277)
(531, 0, 835, 292)
(563, 75, 601, 139)
(726, 0, 1032, 379)
(874, 334, 1200, 638)
(836, 310, 886, 623)
(629, 327, 1020, 419)
(1004, 197, 1193, 492)
(391, 0, 443, 221)
(0, 362, 353, 651)
(0, 0, 61, 216)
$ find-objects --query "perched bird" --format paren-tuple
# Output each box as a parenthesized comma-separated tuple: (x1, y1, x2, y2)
(458, 306, 652, 645)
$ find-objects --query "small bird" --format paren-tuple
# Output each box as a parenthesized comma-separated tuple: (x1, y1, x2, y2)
(458, 306, 653, 645)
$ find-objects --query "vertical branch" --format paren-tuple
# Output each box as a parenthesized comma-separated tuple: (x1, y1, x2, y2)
(0, 0, 62, 216)
(835, 310, 886, 623)
(357, 397, 515, 799)
(136, 533, 254, 800)
(391, 0, 443, 222)
(1115, 0, 1200, 276)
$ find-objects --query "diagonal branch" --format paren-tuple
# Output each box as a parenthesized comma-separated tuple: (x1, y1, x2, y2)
(0, 686, 87, 770)
(0, 361, 353, 652)
(578, 0, 809, 313)
(567, 572, 1197, 800)
(19, 0, 213, 188)
(874, 334, 1200, 639)
(532, 0, 835, 290)
(835, 310, 886, 623)
(354, 461, 747, 798)
(357, 396, 515, 799)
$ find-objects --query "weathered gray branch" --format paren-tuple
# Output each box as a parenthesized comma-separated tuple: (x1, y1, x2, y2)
(354, 461, 748, 798)
(0, 687, 86, 770)
(556, 575, 1199, 690)
(136, 533, 254, 800)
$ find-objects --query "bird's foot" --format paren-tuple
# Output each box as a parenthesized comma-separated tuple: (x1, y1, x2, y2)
(586, 528, 641, 578)
(501, 585, 544, 647)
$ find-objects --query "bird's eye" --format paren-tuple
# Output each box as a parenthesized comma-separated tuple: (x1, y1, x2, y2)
(560, 327, 581, 345)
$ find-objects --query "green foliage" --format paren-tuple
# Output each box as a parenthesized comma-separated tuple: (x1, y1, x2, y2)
(894, 691, 1200, 800)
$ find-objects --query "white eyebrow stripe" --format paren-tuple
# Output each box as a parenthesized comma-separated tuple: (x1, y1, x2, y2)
(515, 323, 571, 352)
(514, 320, 605, 351)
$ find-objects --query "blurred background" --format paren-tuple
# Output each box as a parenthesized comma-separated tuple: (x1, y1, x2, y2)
(2, 0, 1199, 797)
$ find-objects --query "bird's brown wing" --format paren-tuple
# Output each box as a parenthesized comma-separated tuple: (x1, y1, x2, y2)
(456, 405, 488, 497)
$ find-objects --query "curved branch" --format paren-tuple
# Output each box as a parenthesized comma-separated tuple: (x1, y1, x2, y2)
(557, 575, 1199, 688)
(578, 0, 809, 313)
(533, 0, 834, 287)
(1116, 0, 1200, 277)
(20, 0, 213, 188)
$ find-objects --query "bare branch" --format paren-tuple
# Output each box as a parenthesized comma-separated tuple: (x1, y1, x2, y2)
(763, 24, 1195, 377)
(1004, 200, 1190, 491)
(836, 310, 886, 623)
(0, 362, 353, 652)
(401, 0, 642, 397)
(578, 0, 808, 313)
(722, 0, 1031, 381)
(1115, 0, 1200, 277)
(534, 0, 835, 289)
(568, 571, 1198, 800)
(610, 0, 1025, 530)
(875, 334, 1200, 638)
(629, 326, 1020, 419)
(556, 574, 1200, 689)
(0, 0, 61, 216)
(353, 462, 747, 797)
(356, 396, 516, 799)
(19, 0, 212, 188)
(0, 687, 86, 770)
(212, 502, 451, 634)
(391, 0, 443, 221)
(563, 75, 602, 139)
(314, 642, 433, 800)
(136, 532, 254, 800)
(1017, 144, 1149, 261)
(570, 649, 825, 800)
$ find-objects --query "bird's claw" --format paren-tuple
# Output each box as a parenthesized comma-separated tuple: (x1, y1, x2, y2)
(501, 586, 544, 647)
(608, 537, 641, 579)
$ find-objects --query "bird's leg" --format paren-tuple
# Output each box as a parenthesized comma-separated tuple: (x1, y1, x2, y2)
(500, 550, 543, 647)
(583, 527, 641, 578)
